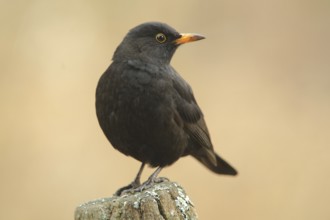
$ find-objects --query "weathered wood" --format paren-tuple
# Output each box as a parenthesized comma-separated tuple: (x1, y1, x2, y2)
(75, 179, 198, 220)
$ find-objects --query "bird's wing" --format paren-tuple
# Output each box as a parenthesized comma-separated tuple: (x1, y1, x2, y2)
(171, 70, 217, 165)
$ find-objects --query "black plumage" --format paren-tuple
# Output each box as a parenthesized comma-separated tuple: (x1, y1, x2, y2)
(96, 22, 237, 194)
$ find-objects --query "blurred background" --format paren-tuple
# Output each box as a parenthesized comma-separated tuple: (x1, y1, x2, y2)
(1, 0, 329, 219)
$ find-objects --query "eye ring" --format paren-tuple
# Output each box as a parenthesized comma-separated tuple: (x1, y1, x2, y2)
(155, 33, 167, 43)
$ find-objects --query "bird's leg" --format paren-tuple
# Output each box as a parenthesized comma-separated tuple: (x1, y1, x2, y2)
(132, 162, 145, 186)
(146, 166, 162, 183)
(133, 166, 164, 192)
(114, 162, 145, 196)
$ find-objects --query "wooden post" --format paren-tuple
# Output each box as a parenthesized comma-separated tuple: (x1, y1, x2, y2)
(75, 179, 198, 220)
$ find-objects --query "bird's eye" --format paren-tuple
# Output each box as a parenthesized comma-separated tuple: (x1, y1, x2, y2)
(155, 33, 167, 43)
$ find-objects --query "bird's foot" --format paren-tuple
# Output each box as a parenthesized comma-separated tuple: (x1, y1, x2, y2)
(114, 180, 141, 196)
(116, 167, 165, 196)
(117, 179, 152, 195)
(132, 176, 158, 193)
(118, 177, 168, 196)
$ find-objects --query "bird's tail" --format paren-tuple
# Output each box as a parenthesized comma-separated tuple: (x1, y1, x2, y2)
(192, 152, 238, 175)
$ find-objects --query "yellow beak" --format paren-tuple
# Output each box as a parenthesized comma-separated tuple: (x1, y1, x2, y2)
(174, 33, 205, 45)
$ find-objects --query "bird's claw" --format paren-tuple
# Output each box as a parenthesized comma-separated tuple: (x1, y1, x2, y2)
(114, 180, 141, 196)
(116, 177, 168, 196)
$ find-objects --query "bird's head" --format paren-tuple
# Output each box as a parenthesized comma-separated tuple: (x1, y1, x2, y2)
(113, 22, 205, 65)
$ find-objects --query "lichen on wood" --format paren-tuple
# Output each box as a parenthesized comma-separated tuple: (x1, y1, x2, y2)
(75, 179, 198, 220)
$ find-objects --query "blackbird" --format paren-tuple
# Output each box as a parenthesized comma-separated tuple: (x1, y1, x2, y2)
(96, 22, 237, 195)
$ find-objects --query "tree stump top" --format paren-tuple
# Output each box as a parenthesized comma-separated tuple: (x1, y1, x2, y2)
(75, 179, 198, 220)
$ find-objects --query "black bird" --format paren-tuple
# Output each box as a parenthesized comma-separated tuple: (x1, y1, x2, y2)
(96, 22, 237, 195)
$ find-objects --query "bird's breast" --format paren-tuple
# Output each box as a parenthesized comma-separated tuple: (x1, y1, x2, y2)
(96, 62, 188, 167)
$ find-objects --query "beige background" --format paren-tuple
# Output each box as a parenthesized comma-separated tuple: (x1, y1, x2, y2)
(1, 0, 329, 219)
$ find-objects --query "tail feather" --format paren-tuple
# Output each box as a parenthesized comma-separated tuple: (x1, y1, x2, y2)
(192, 152, 238, 175)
